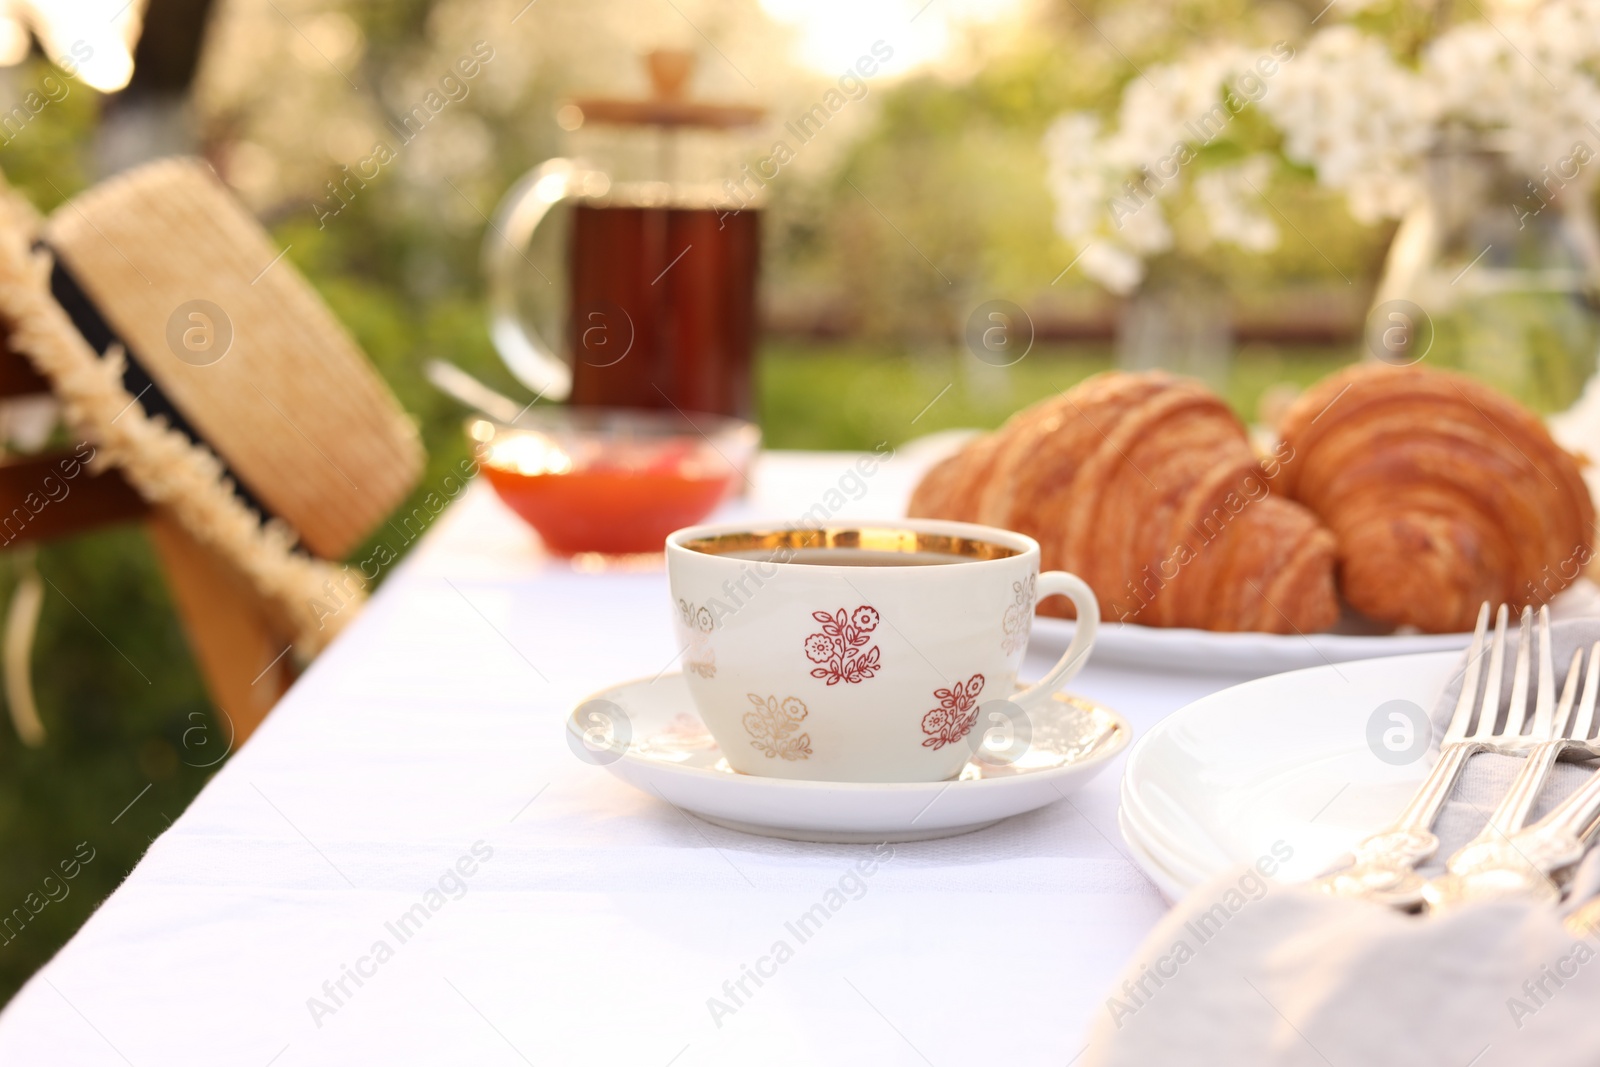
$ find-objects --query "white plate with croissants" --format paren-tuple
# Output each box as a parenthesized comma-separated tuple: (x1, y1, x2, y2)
(908, 362, 1599, 677)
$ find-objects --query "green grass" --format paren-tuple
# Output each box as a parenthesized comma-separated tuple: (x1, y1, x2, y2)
(757, 340, 1358, 450)
(0, 528, 214, 1003)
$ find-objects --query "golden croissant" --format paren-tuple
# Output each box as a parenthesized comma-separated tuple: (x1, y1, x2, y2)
(909, 370, 1340, 633)
(1277, 363, 1595, 634)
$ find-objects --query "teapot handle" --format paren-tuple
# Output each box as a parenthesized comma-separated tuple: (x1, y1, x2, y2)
(483, 159, 608, 403)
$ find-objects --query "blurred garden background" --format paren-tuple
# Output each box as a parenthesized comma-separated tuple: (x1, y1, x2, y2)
(0, 0, 1591, 1002)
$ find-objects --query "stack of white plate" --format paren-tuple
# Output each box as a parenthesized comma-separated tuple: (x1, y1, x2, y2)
(1117, 650, 1464, 901)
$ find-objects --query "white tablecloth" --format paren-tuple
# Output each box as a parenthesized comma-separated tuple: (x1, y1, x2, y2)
(0, 451, 1239, 1066)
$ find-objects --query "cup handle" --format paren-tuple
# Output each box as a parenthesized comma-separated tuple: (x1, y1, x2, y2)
(1010, 571, 1099, 714)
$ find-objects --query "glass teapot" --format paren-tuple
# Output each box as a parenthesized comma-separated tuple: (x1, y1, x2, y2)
(485, 51, 764, 419)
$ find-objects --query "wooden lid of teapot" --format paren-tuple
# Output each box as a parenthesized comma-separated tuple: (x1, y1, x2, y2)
(563, 50, 764, 130)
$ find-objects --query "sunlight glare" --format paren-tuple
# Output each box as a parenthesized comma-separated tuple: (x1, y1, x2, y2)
(23, 0, 145, 92)
(760, 0, 1027, 76)
(0, 14, 27, 67)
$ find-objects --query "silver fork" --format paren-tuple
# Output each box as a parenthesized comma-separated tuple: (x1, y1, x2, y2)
(1442, 635, 1591, 871)
(1314, 604, 1540, 908)
(1425, 638, 1600, 911)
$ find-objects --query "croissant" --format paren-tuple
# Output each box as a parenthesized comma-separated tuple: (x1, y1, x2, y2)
(909, 371, 1340, 633)
(1277, 363, 1595, 634)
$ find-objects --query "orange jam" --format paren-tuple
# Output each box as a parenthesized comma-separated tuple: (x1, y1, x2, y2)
(480, 435, 735, 555)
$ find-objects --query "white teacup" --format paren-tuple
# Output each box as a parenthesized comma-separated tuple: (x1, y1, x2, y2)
(664, 519, 1099, 782)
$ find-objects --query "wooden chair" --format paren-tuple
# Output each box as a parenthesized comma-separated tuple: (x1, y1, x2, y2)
(0, 159, 423, 748)
(0, 340, 297, 744)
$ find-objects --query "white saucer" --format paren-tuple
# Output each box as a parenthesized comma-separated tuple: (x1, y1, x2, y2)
(1117, 650, 1459, 895)
(571, 672, 1131, 843)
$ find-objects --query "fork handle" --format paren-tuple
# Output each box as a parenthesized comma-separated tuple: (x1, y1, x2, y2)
(1521, 760, 1600, 849)
(1336, 743, 1474, 873)
(1481, 742, 1563, 840)
(1386, 743, 1475, 837)
(1314, 737, 1481, 909)
(1424, 760, 1600, 911)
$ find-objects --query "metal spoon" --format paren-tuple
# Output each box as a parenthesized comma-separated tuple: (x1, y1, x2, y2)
(424, 359, 531, 425)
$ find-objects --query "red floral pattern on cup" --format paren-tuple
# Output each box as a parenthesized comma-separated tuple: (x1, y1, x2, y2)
(743, 694, 812, 760)
(921, 674, 986, 750)
(804, 605, 882, 685)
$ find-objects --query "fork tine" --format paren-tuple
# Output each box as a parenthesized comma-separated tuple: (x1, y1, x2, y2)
(1503, 606, 1534, 737)
(1530, 606, 1557, 739)
(1556, 648, 1583, 737)
(1578, 642, 1600, 741)
(1445, 602, 1492, 742)
(1472, 605, 1511, 740)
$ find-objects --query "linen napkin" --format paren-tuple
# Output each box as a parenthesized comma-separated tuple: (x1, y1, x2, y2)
(1080, 618, 1600, 1065)
(1078, 871, 1600, 1066)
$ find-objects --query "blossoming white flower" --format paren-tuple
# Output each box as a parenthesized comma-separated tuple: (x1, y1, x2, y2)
(1194, 156, 1279, 252)
(1078, 241, 1146, 294)
(1259, 26, 1433, 223)
(1043, 0, 1600, 291)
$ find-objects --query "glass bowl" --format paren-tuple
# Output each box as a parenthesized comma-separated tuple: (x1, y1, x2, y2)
(469, 406, 759, 557)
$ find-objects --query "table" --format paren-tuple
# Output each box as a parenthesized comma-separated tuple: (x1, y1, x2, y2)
(0, 451, 1241, 1066)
